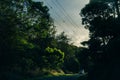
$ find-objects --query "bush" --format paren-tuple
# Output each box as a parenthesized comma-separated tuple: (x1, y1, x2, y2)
(43, 47, 65, 69)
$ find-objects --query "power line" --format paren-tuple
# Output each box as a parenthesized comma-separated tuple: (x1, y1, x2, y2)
(52, 0, 82, 35)
(50, 0, 79, 30)
(44, 0, 72, 30)
(44, 1, 62, 27)
(45, 0, 76, 33)
(44, 0, 81, 35)
(55, 0, 81, 30)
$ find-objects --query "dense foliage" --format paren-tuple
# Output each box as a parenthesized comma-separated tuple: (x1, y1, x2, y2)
(80, 0, 120, 80)
(0, 0, 82, 79)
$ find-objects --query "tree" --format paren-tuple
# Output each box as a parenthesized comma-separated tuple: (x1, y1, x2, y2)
(81, 2, 114, 70)
(90, 0, 120, 17)
(80, 0, 120, 80)
(0, 0, 59, 78)
(44, 47, 64, 69)
(55, 32, 80, 73)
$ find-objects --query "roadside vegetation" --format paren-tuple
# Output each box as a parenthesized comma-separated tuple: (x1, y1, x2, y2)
(0, 0, 84, 80)
(1, 0, 119, 80)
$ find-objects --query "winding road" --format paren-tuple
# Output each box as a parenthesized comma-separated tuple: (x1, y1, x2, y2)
(38, 74, 80, 80)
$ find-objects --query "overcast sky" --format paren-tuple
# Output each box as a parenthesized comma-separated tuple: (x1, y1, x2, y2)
(33, 0, 89, 46)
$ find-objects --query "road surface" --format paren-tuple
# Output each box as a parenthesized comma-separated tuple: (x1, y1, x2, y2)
(37, 74, 80, 80)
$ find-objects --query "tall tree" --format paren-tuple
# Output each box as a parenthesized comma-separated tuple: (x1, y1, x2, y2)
(0, 0, 59, 78)
(80, 0, 120, 80)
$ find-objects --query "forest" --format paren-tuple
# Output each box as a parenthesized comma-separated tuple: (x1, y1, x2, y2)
(0, 0, 82, 80)
(0, 0, 120, 80)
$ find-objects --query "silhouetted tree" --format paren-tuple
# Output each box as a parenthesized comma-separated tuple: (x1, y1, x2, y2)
(80, 1, 120, 80)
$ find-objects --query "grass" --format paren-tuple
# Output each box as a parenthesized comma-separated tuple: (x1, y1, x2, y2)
(24, 69, 87, 80)
(25, 74, 80, 80)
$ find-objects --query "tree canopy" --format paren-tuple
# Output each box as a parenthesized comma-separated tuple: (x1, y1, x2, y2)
(80, 0, 120, 80)
(0, 0, 82, 79)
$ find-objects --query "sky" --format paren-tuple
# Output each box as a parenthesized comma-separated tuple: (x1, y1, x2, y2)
(33, 0, 89, 47)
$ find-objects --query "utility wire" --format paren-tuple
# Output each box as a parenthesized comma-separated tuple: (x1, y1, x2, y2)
(50, 0, 79, 30)
(53, 0, 82, 35)
(44, 0, 81, 35)
(55, 0, 81, 30)
(44, 0, 73, 31)
(45, 1, 62, 27)
(45, 0, 76, 33)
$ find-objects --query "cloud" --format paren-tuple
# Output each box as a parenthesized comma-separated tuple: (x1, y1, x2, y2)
(33, 0, 90, 46)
